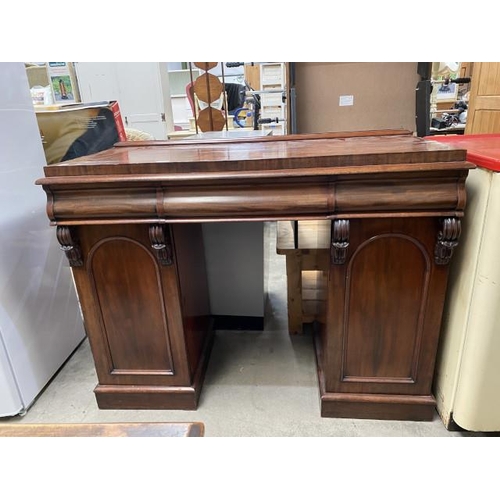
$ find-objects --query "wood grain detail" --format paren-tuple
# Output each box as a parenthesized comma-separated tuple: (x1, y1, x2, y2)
(94, 328, 215, 410)
(41, 134, 469, 179)
(88, 237, 175, 375)
(44, 172, 467, 225)
(470, 110, 500, 134)
(193, 62, 218, 71)
(193, 73, 223, 104)
(465, 63, 500, 134)
(342, 234, 431, 383)
(314, 331, 436, 420)
(197, 107, 226, 133)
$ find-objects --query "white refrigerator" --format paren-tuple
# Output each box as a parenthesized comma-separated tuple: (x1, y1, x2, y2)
(430, 135, 500, 432)
(0, 62, 85, 417)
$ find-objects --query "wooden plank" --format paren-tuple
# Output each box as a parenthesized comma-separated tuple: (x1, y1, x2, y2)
(303, 271, 327, 297)
(286, 251, 303, 334)
(303, 300, 326, 321)
(302, 270, 327, 321)
(244, 64, 260, 91)
(115, 129, 414, 148)
(276, 220, 295, 252)
(466, 63, 500, 134)
(301, 251, 329, 271)
(0, 422, 204, 437)
(298, 220, 331, 249)
(279, 220, 331, 253)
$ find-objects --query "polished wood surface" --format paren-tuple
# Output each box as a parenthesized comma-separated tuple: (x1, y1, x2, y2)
(69, 223, 212, 409)
(37, 133, 470, 229)
(0, 422, 204, 437)
(115, 129, 414, 147)
(41, 134, 466, 178)
(35, 131, 473, 419)
(171, 224, 211, 377)
(324, 218, 448, 394)
(38, 166, 470, 227)
(72, 224, 190, 386)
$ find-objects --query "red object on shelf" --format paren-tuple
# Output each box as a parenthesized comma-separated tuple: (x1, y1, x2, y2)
(424, 134, 500, 172)
(109, 101, 126, 142)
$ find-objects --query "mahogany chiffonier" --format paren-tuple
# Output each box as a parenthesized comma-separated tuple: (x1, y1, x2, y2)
(36, 130, 473, 420)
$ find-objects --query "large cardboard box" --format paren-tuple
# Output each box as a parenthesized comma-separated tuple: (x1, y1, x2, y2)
(35, 100, 126, 165)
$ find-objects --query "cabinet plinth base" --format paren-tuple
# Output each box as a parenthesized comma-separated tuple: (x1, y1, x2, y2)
(95, 384, 199, 410)
(94, 328, 214, 410)
(319, 391, 436, 421)
(314, 331, 436, 421)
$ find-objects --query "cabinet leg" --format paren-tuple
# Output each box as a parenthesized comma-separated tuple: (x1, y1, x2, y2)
(286, 251, 303, 334)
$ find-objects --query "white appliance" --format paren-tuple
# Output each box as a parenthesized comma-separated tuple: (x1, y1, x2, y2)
(0, 62, 85, 417)
(433, 138, 500, 432)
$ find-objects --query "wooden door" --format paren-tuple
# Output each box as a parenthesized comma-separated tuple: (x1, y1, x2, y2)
(466, 62, 500, 134)
(324, 218, 450, 396)
(71, 224, 191, 387)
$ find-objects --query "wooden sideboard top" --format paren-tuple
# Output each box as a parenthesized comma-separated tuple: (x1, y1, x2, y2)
(36, 131, 473, 225)
(40, 132, 468, 179)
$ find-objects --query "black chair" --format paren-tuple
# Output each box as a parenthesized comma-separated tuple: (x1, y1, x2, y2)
(224, 83, 246, 115)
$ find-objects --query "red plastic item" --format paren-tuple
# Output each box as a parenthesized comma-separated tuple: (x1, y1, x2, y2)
(424, 134, 500, 172)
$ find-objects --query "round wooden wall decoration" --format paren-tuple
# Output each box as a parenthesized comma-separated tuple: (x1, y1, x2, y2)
(193, 62, 218, 71)
(193, 73, 223, 105)
(189, 61, 227, 132)
(197, 107, 226, 132)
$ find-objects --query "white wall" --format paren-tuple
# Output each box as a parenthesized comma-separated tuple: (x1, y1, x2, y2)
(202, 223, 264, 317)
(75, 62, 174, 138)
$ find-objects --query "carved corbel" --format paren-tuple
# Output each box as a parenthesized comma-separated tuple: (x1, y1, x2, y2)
(149, 224, 173, 266)
(56, 226, 83, 267)
(435, 217, 461, 265)
(331, 219, 350, 265)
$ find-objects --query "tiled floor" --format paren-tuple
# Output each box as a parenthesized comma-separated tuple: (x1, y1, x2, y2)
(2, 223, 477, 436)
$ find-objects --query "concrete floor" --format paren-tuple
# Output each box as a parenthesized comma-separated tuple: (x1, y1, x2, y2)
(3, 223, 475, 436)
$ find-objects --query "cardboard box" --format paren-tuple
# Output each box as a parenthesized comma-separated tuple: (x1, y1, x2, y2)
(35, 100, 126, 165)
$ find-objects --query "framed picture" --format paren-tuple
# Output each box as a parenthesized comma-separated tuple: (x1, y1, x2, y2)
(46, 62, 78, 104)
(436, 81, 458, 102)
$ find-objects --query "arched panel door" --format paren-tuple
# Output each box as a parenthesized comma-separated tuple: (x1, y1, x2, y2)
(90, 238, 175, 375)
(71, 224, 191, 387)
(325, 218, 450, 396)
(343, 234, 430, 383)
